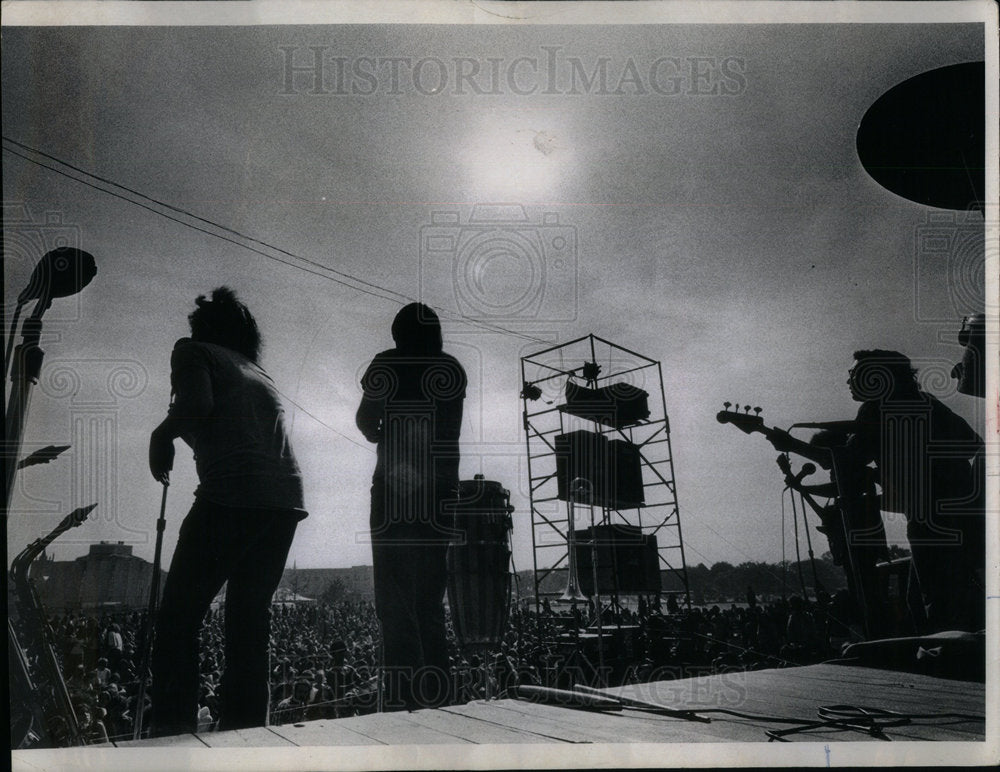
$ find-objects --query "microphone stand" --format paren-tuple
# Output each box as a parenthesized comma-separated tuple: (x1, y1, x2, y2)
(4, 247, 96, 513)
(588, 501, 605, 687)
(133, 481, 169, 740)
(571, 484, 605, 687)
(5, 296, 50, 512)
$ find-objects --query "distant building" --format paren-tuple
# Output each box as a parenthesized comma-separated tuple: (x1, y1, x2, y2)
(278, 565, 375, 603)
(27, 546, 376, 615)
(28, 542, 165, 614)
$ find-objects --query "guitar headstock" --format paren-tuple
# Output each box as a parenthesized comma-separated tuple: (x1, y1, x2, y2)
(716, 402, 765, 435)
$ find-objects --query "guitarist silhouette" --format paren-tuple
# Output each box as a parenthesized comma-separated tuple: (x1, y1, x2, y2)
(717, 404, 893, 638)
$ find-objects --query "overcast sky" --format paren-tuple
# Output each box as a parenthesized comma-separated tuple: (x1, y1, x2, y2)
(3, 12, 989, 580)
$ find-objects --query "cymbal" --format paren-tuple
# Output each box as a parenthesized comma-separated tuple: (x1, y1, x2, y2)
(857, 61, 984, 211)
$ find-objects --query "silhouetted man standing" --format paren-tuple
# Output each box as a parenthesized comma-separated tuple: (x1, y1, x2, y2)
(356, 303, 466, 710)
(148, 287, 306, 735)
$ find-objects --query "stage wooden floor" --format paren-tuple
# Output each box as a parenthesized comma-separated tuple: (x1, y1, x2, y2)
(106, 663, 986, 748)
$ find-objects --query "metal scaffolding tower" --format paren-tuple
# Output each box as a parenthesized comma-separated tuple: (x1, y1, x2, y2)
(520, 334, 692, 620)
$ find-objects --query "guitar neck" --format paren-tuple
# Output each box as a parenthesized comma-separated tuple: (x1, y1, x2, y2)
(716, 409, 792, 444)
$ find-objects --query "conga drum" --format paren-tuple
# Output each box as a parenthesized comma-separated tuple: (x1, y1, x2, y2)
(446, 475, 514, 653)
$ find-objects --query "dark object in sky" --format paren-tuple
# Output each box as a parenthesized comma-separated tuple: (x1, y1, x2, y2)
(857, 61, 984, 211)
(17, 444, 71, 470)
(17, 247, 97, 305)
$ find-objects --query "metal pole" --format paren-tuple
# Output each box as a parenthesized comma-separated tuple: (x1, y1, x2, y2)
(5, 248, 97, 513)
(588, 500, 605, 686)
(4, 315, 44, 512)
(133, 483, 169, 740)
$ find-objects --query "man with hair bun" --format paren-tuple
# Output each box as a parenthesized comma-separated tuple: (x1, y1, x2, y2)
(779, 348, 984, 633)
(845, 349, 984, 633)
(148, 287, 307, 736)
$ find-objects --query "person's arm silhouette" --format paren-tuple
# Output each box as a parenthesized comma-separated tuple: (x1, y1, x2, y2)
(148, 339, 213, 483)
(355, 393, 382, 444)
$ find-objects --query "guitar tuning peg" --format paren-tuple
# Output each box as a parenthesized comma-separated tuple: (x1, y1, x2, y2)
(734, 403, 740, 413)
(744, 405, 751, 414)
(753, 406, 762, 416)
(723, 401, 732, 411)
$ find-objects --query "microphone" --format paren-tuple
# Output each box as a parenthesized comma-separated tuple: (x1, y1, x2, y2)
(776, 454, 816, 488)
(18, 247, 97, 306)
(793, 462, 817, 486)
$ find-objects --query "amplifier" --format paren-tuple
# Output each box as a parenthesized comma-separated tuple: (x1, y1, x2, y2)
(561, 381, 650, 428)
(555, 431, 644, 509)
(574, 524, 660, 594)
(555, 430, 609, 504)
(608, 439, 644, 508)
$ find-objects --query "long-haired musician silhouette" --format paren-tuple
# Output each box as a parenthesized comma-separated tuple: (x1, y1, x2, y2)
(147, 287, 307, 735)
(776, 349, 984, 633)
(356, 303, 466, 710)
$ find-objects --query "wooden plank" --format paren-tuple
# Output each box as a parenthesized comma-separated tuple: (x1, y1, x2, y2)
(709, 670, 985, 727)
(406, 707, 558, 744)
(453, 694, 943, 745)
(267, 718, 387, 746)
(441, 701, 593, 743)
(482, 699, 769, 744)
(696, 673, 984, 718)
(197, 726, 297, 748)
(325, 711, 473, 745)
(600, 666, 985, 743)
(114, 732, 208, 748)
(112, 665, 987, 748)
(609, 681, 983, 735)
(607, 666, 984, 714)
(736, 685, 983, 738)
(790, 664, 985, 698)
(606, 708, 778, 744)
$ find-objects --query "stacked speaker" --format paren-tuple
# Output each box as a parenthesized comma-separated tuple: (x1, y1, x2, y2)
(554, 379, 659, 594)
(574, 524, 660, 595)
(554, 431, 645, 509)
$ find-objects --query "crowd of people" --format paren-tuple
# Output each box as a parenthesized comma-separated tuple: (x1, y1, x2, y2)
(35, 589, 853, 743)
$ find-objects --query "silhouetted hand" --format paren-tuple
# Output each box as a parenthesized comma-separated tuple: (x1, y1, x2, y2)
(148, 426, 174, 485)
